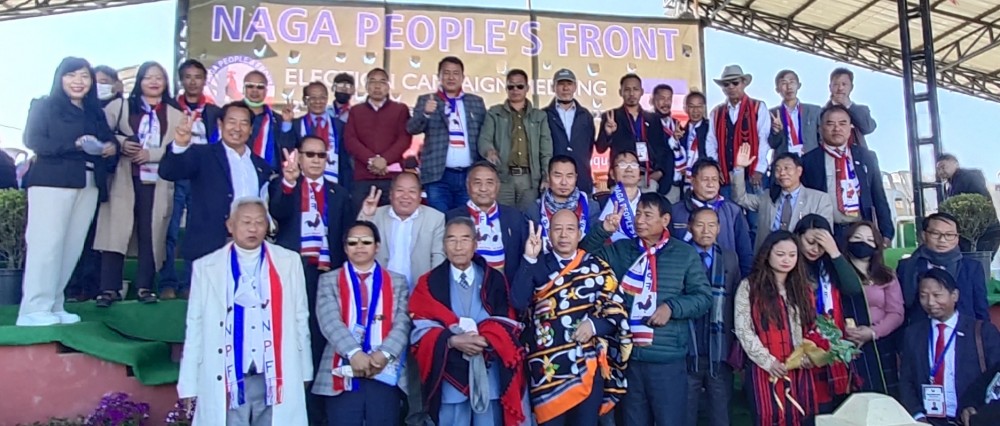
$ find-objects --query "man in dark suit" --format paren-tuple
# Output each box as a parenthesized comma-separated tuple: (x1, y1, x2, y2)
(768, 70, 822, 157)
(597, 73, 668, 193)
(268, 137, 351, 422)
(684, 207, 740, 426)
(937, 153, 1000, 255)
(648, 83, 685, 201)
(800, 105, 894, 242)
(408, 56, 487, 213)
(278, 80, 353, 188)
(896, 213, 990, 325)
(827, 67, 877, 149)
(159, 102, 272, 267)
(445, 161, 527, 281)
(898, 268, 1000, 425)
(544, 68, 597, 194)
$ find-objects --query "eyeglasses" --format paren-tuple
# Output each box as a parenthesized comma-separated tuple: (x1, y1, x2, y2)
(615, 162, 640, 170)
(925, 230, 959, 242)
(300, 151, 328, 159)
(244, 83, 267, 90)
(506, 84, 526, 91)
(722, 80, 741, 88)
(346, 236, 375, 246)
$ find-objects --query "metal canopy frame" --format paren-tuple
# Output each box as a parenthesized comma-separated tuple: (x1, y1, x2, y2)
(0, 0, 159, 22)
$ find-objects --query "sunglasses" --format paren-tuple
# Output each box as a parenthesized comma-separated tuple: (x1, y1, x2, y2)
(300, 151, 328, 159)
(506, 84, 526, 91)
(244, 83, 267, 90)
(616, 162, 640, 170)
(722, 80, 741, 88)
(346, 236, 375, 246)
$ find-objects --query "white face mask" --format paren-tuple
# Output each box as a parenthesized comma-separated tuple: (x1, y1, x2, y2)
(97, 83, 115, 101)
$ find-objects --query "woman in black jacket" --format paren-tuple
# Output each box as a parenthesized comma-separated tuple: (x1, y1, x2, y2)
(16, 57, 117, 327)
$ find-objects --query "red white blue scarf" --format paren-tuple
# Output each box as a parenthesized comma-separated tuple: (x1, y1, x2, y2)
(822, 144, 861, 216)
(467, 201, 505, 270)
(437, 89, 466, 148)
(610, 183, 637, 239)
(299, 180, 330, 271)
(331, 262, 399, 392)
(662, 117, 687, 182)
(781, 103, 803, 155)
(250, 104, 277, 167)
(225, 243, 284, 409)
(301, 112, 340, 183)
(539, 189, 589, 252)
(620, 232, 670, 346)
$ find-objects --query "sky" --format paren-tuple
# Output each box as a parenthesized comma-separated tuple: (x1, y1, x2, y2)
(2, 0, 1000, 180)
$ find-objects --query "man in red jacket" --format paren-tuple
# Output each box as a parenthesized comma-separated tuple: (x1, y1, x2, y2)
(344, 68, 412, 214)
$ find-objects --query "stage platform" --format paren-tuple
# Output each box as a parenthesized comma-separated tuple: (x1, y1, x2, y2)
(0, 301, 186, 425)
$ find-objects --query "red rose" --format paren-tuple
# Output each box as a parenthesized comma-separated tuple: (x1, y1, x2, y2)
(805, 329, 832, 351)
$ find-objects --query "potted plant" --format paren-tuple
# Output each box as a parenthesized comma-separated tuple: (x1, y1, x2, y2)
(0, 188, 26, 305)
(938, 193, 997, 279)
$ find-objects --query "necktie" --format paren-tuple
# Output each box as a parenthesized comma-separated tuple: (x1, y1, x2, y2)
(779, 193, 794, 230)
(700, 251, 712, 270)
(315, 116, 329, 145)
(310, 181, 320, 193)
(358, 272, 371, 325)
(459, 272, 470, 289)
(934, 323, 947, 385)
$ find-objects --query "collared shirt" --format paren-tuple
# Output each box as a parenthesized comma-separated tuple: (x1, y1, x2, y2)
(824, 152, 861, 225)
(368, 98, 386, 111)
(556, 103, 576, 140)
(926, 312, 960, 419)
(387, 207, 420, 286)
(783, 101, 802, 147)
(772, 185, 802, 231)
(450, 263, 476, 287)
(509, 103, 530, 168)
(234, 244, 265, 373)
(170, 142, 259, 200)
(343, 264, 383, 360)
(444, 96, 472, 169)
(694, 245, 713, 270)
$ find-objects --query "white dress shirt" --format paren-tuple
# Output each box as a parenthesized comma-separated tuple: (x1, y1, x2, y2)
(556, 103, 576, 140)
(451, 263, 476, 287)
(703, 100, 772, 174)
(926, 312, 960, 419)
(234, 244, 266, 374)
(171, 142, 260, 200)
(444, 97, 472, 168)
(387, 207, 419, 286)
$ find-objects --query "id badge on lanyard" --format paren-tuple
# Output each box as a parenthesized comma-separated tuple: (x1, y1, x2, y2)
(922, 384, 946, 418)
(635, 141, 649, 162)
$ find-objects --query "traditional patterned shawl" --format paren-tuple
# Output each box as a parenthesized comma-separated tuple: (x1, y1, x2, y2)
(713, 96, 761, 184)
(527, 250, 632, 423)
(224, 242, 285, 409)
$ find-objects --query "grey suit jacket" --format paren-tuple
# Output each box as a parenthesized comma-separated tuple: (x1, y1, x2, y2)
(767, 102, 822, 156)
(312, 266, 410, 396)
(407, 93, 487, 184)
(731, 170, 834, 251)
(358, 205, 446, 286)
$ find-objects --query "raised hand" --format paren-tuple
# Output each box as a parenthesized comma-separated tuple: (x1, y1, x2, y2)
(603, 111, 617, 135)
(174, 115, 194, 147)
(735, 143, 756, 169)
(524, 220, 543, 260)
(361, 186, 382, 217)
(282, 148, 300, 183)
(423, 97, 439, 115)
(602, 204, 623, 233)
(281, 104, 294, 122)
(770, 110, 782, 134)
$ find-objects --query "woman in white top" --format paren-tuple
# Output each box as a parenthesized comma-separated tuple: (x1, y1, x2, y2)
(599, 150, 643, 242)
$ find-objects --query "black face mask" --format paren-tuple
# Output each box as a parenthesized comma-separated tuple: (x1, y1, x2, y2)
(848, 241, 877, 259)
(334, 92, 352, 105)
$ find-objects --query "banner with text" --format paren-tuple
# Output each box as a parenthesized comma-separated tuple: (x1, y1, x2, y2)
(188, 0, 704, 184)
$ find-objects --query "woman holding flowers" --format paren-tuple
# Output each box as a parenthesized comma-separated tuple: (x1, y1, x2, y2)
(734, 230, 819, 426)
(793, 214, 864, 413)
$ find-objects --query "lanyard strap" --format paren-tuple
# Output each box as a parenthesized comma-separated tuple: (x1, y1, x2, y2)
(929, 326, 959, 384)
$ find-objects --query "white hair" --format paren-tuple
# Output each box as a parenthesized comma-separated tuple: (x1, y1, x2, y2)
(229, 196, 269, 219)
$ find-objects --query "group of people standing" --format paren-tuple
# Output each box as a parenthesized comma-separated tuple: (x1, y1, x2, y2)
(12, 53, 1000, 426)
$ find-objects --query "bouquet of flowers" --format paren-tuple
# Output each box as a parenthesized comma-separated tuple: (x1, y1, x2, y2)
(164, 398, 196, 425)
(786, 315, 861, 369)
(84, 392, 150, 426)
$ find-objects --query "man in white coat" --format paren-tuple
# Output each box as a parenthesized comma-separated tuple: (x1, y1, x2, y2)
(178, 197, 313, 426)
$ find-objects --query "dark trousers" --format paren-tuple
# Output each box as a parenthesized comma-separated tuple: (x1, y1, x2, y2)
(685, 357, 733, 426)
(425, 168, 469, 213)
(100, 177, 156, 292)
(303, 260, 327, 425)
(623, 359, 688, 426)
(351, 179, 392, 216)
(66, 205, 101, 299)
(324, 380, 402, 426)
(540, 371, 605, 426)
(159, 179, 190, 291)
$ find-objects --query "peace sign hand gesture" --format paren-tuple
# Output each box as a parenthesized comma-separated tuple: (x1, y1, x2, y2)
(281, 148, 300, 183)
(770, 110, 783, 134)
(360, 186, 382, 217)
(603, 204, 623, 233)
(603, 111, 618, 135)
(525, 220, 544, 260)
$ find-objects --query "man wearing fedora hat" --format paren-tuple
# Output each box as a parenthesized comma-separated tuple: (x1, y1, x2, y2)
(706, 65, 772, 243)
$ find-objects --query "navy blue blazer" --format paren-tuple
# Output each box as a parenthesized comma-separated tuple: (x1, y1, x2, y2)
(159, 143, 271, 261)
(543, 100, 597, 194)
(899, 314, 1000, 417)
(278, 114, 354, 190)
(446, 204, 528, 280)
(896, 255, 990, 324)
(268, 177, 352, 268)
(800, 144, 895, 241)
